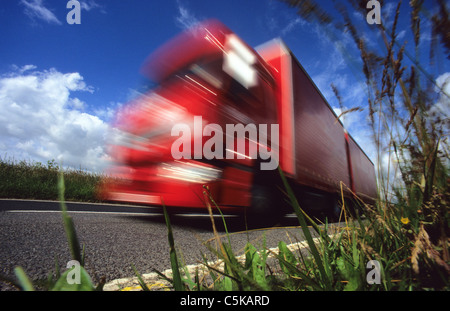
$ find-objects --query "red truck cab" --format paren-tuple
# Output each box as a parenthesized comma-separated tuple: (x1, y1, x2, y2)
(101, 19, 377, 222)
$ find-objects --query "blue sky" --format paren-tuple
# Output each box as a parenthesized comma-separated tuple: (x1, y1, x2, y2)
(1, 0, 448, 173)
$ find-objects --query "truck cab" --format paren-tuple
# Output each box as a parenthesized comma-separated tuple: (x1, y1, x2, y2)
(102, 20, 281, 214)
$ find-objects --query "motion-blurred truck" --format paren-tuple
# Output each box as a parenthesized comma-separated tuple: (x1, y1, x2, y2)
(100, 20, 377, 222)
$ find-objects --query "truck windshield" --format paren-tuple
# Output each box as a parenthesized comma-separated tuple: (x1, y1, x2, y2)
(158, 56, 275, 123)
(159, 57, 224, 91)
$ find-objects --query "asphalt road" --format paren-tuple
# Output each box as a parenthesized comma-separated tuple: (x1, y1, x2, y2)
(0, 199, 320, 290)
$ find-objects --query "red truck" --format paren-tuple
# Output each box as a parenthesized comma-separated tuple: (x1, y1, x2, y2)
(101, 19, 377, 222)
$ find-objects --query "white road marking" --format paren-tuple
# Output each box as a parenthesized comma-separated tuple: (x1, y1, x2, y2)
(6, 210, 156, 217)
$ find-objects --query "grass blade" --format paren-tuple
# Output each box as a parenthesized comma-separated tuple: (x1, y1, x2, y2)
(58, 172, 82, 264)
(131, 264, 150, 291)
(278, 167, 332, 290)
(163, 204, 184, 291)
(203, 185, 232, 246)
(14, 267, 34, 291)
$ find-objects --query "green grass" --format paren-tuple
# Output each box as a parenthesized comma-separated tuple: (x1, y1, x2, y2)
(0, 157, 103, 202)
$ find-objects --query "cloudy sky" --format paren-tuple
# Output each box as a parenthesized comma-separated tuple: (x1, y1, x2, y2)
(1, 0, 448, 173)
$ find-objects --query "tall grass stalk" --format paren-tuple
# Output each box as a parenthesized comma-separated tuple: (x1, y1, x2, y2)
(58, 172, 83, 265)
(163, 202, 184, 291)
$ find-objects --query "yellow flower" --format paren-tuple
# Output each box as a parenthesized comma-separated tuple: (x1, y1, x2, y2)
(401, 217, 410, 225)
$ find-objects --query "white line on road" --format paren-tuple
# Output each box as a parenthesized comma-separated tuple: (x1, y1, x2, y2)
(5, 210, 244, 218)
(6, 210, 157, 216)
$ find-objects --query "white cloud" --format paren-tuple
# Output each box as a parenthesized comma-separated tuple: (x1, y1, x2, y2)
(381, 1, 397, 29)
(429, 72, 450, 142)
(433, 72, 450, 119)
(0, 65, 109, 172)
(93, 101, 122, 123)
(397, 29, 406, 40)
(432, 72, 450, 163)
(80, 0, 106, 14)
(20, 0, 62, 25)
(175, 1, 200, 30)
(333, 106, 359, 129)
(281, 17, 306, 36)
(80, 0, 100, 11)
(12, 64, 37, 74)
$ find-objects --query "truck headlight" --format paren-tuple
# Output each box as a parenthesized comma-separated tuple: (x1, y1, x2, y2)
(157, 160, 222, 184)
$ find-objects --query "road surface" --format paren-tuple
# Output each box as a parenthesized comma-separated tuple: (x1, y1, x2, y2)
(0, 199, 327, 290)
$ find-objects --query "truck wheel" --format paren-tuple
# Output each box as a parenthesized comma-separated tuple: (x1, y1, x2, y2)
(330, 196, 359, 222)
(246, 183, 282, 228)
(330, 196, 342, 222)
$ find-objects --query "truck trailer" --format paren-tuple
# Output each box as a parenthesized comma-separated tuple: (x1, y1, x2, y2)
(101, 19, 377, 222)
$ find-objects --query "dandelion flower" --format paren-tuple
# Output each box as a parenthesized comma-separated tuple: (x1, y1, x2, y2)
(401, 217, 410, 225)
